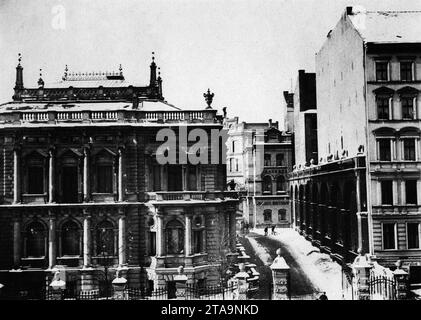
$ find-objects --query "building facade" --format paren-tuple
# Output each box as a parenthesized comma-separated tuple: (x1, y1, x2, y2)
(290, 7, 421, 268)
(225, 118, 293, 229)
(0, 55, 238, 297)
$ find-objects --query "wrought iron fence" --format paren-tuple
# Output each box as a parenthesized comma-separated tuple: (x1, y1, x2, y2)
(185, 283, 237, 300)
(368, 274, 396, 300)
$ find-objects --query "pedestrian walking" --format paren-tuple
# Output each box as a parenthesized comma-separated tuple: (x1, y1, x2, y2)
(264, 226, 268, 236)
(271, 225, 276, 235)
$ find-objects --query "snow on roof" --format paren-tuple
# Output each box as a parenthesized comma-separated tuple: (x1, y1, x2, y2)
(44, 79, 144, 88)
(0, 100, 181, 112)
(349, 10, 421, 43)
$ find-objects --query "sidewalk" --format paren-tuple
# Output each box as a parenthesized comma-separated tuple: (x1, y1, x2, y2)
(251, 228, 343, 300)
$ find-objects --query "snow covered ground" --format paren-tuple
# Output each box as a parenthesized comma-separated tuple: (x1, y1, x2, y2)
(251, 228, 344, 300)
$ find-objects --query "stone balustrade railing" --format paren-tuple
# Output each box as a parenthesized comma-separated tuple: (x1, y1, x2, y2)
(9, 109, 217, 124)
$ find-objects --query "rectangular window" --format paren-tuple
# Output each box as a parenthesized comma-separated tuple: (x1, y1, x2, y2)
(377, 97, 390, 120)
(383, 223, 396, 250)
(403, 139, 416, 161)
(378, 139, 391, 161)
(232, 140, 235, 153)
(28, 166, 44, 194)
(401, 97, 414, 119)
(193, 230, 203, 254)
(264, 154, 271, 166)
(153, 166, 161, 191)
(381, 180, 393, 205)
(400, 61, 413, 81)
(229, 158, 233, 172)
(405, 180, 418, 205)
(276, 154, 284, 166)
(97, 165, 113, 193)
(376, 61, 389, 81)
(148, 232, 156, 256)
(235, 159, 239, 172)
(407, 223, 420, 249)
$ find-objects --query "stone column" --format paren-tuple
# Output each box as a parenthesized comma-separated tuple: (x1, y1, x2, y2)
(118, 148, 124, 202)
(83, 213, 91, 268)
(12, 215, 21, 268)
(393, 260, 409, 300)
(234, 263, 250, 300)
(48, 213, 56, 269)
(83, 147, 90, 202)
(352, 250, 373, 300)
(48, 149, 55, 203)
(118, 212, 126, 266)
(13, 148, 20, 204)
(270, 248, 290, 300)
(156, 214, 164, 257)
(174, 266, 188, 300)
(229, 210, 237, 251)
(184, 214, 192, 257)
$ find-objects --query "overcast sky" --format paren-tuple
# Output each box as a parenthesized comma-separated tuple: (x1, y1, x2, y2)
(1, 0, 420, 127)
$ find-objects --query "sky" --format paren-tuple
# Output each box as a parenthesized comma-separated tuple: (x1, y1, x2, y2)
(1, 0, 420, 128)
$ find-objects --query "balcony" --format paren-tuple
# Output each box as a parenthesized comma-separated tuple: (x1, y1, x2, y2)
(146, 190, 241, 202)
(156, 253, 209, 268)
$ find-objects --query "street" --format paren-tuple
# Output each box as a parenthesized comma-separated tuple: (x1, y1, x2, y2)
(238, 231, 320, 299)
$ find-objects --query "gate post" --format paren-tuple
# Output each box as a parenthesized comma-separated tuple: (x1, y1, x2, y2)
(352, 249, 373, 300)
(233, 263, 249, 300)
(112, 268, 128, 300)
(270, 248, 290, 300)
(49, 270, 66, 300)
(174, 266, 188, 300)
(393, 260, 409, 300)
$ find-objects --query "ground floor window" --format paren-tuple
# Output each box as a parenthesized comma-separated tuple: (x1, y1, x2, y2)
(25, 221, 46, 257)
(382, 223, 396, 250)
(193, 229, 204, 254)
(166, 220, 184, 254)
(278, 209, 287, 221)
(263, 209, 272, 222)
(61, 220, 81, 256)
(148, 231, 156, 256)
(96, 220, 115, 256)
(407, 223, 420, 249)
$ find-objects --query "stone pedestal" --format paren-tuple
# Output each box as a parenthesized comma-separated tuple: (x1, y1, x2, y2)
(112, 269, 128, 300)
(80, 268, 95, 291)
(270, 248, 290, 300)
(174, 266, 188, 300)
(352, 250, 373, 300)
(49, 270, 66, 300)
(393, 260, 409, 300)
(234, 263, 249, 300)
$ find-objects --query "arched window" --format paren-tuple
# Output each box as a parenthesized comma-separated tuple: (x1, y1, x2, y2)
(263, 209, 272, 222)
(166, 220, 184, 254)
(278, 209, 287, 221)
(96, 220, 115, 256)
(262, 176, 272, 194)
(61, 220, 81, 256)
(25, 221, 46, 258)
(276, 176, 286, 192)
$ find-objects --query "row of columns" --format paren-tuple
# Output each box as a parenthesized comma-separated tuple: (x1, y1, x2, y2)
(154, 210, 236, 258)
(12, 210, 127, 269)
(12, 146, 125, 204)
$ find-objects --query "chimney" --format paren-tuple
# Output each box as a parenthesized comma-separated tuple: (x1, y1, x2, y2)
(268, 119, 272, 127)
(346, 6, 353, 15)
